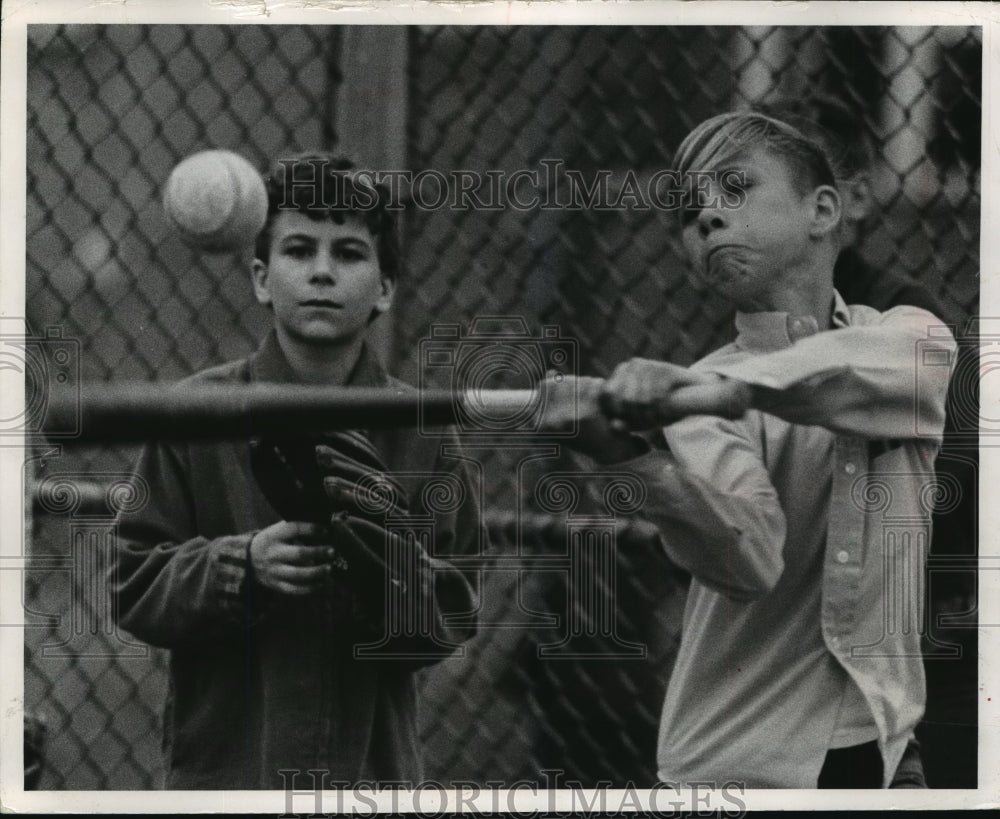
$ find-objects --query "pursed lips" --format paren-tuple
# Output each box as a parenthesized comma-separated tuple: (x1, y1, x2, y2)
(702, 243, 751, 279)
(301, 298, 342, 309)
(706, 243, 747, 263)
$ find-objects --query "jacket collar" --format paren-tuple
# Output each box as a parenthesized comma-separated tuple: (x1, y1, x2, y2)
(734, 290, 851, 352)
(248, 330, 389, 388)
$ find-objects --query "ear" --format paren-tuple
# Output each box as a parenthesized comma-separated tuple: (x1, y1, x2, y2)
(841, 174, 873, 225)
(251, 258, 272, 307)
(372, 273, 395, 318)
(808, 185, 842, 240)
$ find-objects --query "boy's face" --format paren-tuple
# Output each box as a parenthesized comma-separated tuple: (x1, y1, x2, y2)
(681, 146, 821, 304)
(252, 211, 393, 347)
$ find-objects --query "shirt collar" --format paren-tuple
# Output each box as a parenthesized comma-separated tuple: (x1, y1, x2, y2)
(249, 329, 389, 388)
(734, 290, 851, 352)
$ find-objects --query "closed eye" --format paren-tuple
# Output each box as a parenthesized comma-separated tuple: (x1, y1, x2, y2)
(718, 169, 751, 195)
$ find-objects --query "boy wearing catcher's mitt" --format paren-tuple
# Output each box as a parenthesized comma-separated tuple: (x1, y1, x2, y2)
(111, 154, 483, 789)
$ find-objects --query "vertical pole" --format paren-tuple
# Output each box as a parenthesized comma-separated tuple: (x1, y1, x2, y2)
(332, 27, 410, 366)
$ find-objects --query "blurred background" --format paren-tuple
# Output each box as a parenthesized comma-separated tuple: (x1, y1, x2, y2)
(22, 24, 980, 789)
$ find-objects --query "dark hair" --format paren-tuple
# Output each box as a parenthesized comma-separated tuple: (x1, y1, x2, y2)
(673, 110, 837, 201)
(756, 93, 876, 183)
(253, 152, 401, 281)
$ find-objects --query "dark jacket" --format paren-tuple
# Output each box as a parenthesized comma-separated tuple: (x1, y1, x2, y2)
(111, 332, 483, 788)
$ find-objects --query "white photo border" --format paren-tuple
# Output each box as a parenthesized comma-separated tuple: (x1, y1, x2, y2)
(2, 0, 996, 813)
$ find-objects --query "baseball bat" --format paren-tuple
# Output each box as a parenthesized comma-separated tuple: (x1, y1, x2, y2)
(39, 382, 545, 442)
(38, 379, 745, 443)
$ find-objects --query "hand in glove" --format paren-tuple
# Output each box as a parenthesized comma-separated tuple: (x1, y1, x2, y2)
(249, 430, 413, 598)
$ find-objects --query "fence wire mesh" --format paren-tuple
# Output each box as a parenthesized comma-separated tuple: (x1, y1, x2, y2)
(23, 23, 981, 790)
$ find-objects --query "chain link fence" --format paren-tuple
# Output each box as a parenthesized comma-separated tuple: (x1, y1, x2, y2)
(23, 24, 981, 790)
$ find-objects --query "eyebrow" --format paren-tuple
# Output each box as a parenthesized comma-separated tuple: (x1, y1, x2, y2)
(277, 233, 318, 245)
(714, 166, 752, 181)
(708, 155, 751, 176)
(277, 234, 372, 247)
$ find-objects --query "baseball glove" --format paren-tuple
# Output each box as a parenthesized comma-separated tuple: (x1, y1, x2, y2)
(249, 429, 413, 593)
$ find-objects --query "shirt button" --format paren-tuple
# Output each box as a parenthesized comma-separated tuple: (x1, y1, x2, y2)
(836, 550, 850, 564)
(844, 462, 856, 475)
(787, 315, 818, 341)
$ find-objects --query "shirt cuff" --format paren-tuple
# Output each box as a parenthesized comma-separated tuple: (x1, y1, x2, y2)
(703, 358, 849, 392)
(606, 445, 676, 476)
(213, 533, 268, 623)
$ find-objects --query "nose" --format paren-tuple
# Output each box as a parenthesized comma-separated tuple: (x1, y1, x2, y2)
(696, 205, 727, 238)
(309, 247, 336, 283)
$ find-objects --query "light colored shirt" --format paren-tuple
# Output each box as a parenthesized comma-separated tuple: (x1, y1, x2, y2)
(625, 293, 955, 788)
